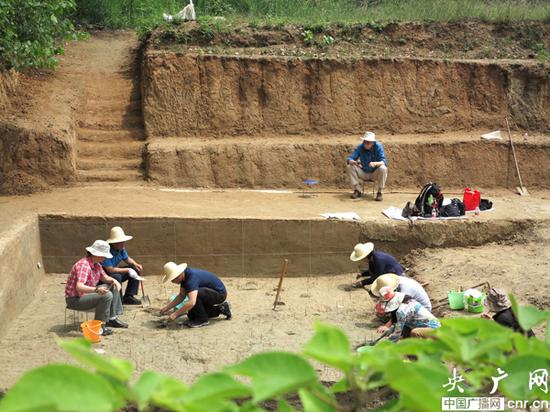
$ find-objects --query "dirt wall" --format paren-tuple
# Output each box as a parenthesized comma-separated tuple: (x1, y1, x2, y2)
(142, 54, 550, 137)
(0, 218, 44, 338)
(0, 70, 18, 112)
(146, 137, 550, 189)
(39, 215, 533, 277)
(0, 122, 76, 192)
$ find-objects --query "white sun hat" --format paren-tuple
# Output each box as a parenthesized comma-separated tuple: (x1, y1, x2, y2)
(106, 226, 133, 244)
(350, 242, 374, 261)
(371, 273, 401, 297)
(361, 131, 376, 142)
(86, 240, 113, 259)
(382, 290, 405, 313)
(161, 261, 188, 284)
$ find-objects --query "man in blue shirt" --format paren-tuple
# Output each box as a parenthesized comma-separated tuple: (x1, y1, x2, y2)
(349, 242, 405, 287)
(102, 226, 144, 305)
(346, 131, 388, 201)
(160, 262, 231, 328)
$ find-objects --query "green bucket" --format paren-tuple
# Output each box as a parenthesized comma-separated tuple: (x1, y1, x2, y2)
(448, 291, 465, 310)
(465, 293, 486, 313)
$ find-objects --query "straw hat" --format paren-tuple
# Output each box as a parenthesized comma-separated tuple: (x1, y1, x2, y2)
(486, 287, 511, 312)
(383, 291, 405, 313)
(161, 261, 188, 284)
(106, 226, 133, 244)
(361, 131, 376, 142)
(86, 240, 113, 259)
(370, 273, 401, 297)
(350, 242, 374, 261)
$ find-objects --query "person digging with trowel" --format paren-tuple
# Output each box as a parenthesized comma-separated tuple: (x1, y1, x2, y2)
(101, 226, 144, 305)
(378, 286, 440, 341)
(65, 240, 128, 336)
(371, 273, 433, 334)
(346, 131, 388, 201)
(159, 262, 232, 328)
(350, 242, 405, 288)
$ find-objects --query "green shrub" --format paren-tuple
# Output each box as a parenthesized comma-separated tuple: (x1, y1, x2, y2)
(0, 295, 548, 411)
(0, 0, 80, 70)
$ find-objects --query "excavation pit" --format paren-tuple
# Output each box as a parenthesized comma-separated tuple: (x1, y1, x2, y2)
(0, 188, 548, 389)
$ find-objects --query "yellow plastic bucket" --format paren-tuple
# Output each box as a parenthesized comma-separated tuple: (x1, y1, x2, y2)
(81, 320, 103, 343)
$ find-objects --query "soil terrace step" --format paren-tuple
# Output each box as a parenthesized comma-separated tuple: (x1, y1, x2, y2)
(76, 158, 143, 171)
(78, 115, 143, 130)
(145, 133, 550, 189)
(77, 140, 145, 158)
(76, 169, 144, 182)
(78, 128, 145, 143)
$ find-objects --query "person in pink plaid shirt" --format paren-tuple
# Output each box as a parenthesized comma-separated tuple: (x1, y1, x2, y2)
(65, 240, 128, 336)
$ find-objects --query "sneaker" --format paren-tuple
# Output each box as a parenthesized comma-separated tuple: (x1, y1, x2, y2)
(350, 190, 362, 199)
(375, 191, 383, 201)
(218, 301, 232, 320)
(101, 326, 113, 336)
(123, 295, 141, 305)
(106, 318, 128, 328)
(185, 320, 209, 328)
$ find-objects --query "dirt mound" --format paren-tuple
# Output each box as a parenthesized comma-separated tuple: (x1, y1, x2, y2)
(0, 171, 49, 196)
(149, 20, 550, 61)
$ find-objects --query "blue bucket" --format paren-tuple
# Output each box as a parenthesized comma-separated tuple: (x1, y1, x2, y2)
(170, 294, 189, 311)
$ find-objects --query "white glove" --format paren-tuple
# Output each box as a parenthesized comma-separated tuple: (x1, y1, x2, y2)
(128, 268, 144, 281)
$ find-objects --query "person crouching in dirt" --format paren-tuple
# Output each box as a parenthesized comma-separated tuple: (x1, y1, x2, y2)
(346, 131, 388, 201)
(101, 226, 144, 305)
(371, 273, 432, 334)
(379, 286, 440, 341)
(482, 287, 535, 337)
(65, 240, 127, 336)
(159, 262, 232, 328)
(350, 242, 404, 288)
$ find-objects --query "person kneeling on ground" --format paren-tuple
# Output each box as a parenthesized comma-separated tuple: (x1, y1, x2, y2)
(372, 273, 432, 333)
(482, 287, 535, 337)
(350, 242, 405, 288)
(379, 286, 440, 341)
(346, 131, 388, 201)
(65, 240, 128, 336)
(101, 226, 144, 305)
(159, 262, 232, 328)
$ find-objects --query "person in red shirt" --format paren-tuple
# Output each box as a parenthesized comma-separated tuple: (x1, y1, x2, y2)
(65, 240, 128, 336)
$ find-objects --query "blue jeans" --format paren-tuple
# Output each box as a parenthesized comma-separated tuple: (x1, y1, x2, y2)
(107, 271, 139, 297)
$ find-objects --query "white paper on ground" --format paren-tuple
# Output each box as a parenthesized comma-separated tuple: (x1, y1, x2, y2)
(320, 212, 361, 221)
(481, 130, 502, 140)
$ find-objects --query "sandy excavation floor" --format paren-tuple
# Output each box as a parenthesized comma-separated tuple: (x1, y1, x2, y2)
(0, 274, 378, 389)
(1, 219, 549, 391)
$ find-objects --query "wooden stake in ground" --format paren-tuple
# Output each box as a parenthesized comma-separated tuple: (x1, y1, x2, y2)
(273, 259, 289, 310)
(505, 117, 529, 196)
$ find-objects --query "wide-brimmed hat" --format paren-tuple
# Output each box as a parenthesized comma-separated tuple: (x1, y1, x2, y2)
(486, 287, 511, 312)
(86, 240, 113, 259)
(106, 226, 133, 244)
(371, 273, 401, 297)
(161, 261, 188, 284)
(350, 242, 374, 261)
(361, 131, 376, 142)
(382, 290, 405, 312)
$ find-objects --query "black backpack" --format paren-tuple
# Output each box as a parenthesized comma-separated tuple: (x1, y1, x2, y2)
(414, 183, 444, 218)
(439, 198, 466, 217)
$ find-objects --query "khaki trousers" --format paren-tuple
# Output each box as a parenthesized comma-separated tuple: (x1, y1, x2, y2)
(346, 164, 388, 193)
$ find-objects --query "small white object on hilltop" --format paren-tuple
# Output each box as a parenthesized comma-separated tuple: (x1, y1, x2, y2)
(163, 0, 196, 22)
(481, 130, 502, 140)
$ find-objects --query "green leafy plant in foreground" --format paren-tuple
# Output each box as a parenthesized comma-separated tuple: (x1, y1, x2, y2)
(1, 296, 549, 412)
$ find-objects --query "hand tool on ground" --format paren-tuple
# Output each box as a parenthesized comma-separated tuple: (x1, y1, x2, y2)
(355, 325, 395, 350)
(140, 281, 151, 307)
(505, 117, 529, 196)
(273, 259, 289, 310)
